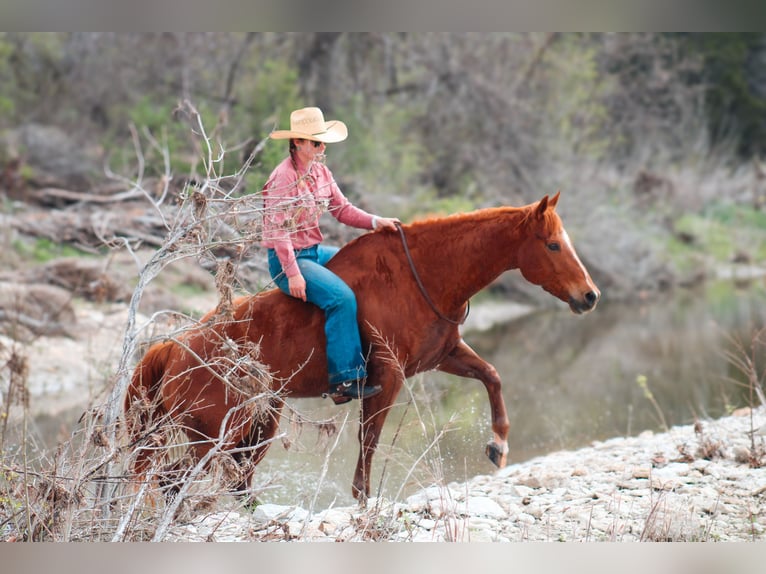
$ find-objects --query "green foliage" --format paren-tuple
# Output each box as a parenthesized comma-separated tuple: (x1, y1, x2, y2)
(102, 96, 223, 180)
(542, 36, 614, 161)
(331, 96, 433, 217)
(401, 188, 477, 221)
(704, 279, 763, 314)
(669, 202, 766, 265)
(704, 201, 766, 228)
(708, 203, 766, 262)
(0, 96, 15, 121)
(0, 36, 21, 125)
(128, 96, 177, 135)
(673, 33, 766, 158)
(672, 213, 736, 261)
(130, 96, 204, 176)
(239, 59, 303, 187)
(0, 33, 66, 128)
(12, 237, 91, 263)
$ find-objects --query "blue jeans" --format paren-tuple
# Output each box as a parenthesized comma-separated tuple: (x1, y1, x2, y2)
(268, 245, 367, 385)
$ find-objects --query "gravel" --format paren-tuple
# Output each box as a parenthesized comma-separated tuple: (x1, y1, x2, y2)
(168, 406, 766, 542)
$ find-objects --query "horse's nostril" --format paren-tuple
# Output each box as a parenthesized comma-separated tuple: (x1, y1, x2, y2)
(585, 291, 599, 305)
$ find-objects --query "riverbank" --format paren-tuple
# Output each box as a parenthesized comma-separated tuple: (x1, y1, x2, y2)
(167, 406, 766, 542)
(4, 295, 764, 542)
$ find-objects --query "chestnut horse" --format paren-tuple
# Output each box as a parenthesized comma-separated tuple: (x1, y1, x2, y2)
(125, 192, 599, 500)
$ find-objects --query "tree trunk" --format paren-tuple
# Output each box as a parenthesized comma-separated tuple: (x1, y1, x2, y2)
(298, 32, 343, 112)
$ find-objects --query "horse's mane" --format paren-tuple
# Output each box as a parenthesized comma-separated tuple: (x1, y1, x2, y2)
(406, 205, 527, 230)
(336, 204, 535, 263)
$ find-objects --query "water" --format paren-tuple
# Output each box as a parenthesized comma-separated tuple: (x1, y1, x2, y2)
(254, 279, 766, 508)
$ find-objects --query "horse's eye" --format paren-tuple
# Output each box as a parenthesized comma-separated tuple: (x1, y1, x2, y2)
(547, 242, 560, 252)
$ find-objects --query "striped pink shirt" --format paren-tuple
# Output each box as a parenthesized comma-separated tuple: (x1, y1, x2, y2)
(261, 156, 375, 277)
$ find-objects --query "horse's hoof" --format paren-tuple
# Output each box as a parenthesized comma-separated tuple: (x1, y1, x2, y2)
(331, 394, 353, 405)
(351, 484, 368, 508)
(322, 391, 353, 405)
(485, 441, 507, 468)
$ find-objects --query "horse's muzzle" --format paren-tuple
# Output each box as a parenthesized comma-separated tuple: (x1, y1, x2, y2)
(569, 289, 600, 314)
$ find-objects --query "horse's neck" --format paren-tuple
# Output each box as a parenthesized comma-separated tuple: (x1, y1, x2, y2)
(408, 207, 527, 307)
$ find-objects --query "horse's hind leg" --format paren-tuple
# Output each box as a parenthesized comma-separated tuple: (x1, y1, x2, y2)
(437, 340, 510, 468)
(157, 406, 263, 500)
(231, 402, 283, 499)
(157, 429, 212, 500)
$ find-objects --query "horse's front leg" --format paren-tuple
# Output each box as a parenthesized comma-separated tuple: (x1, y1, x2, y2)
(353, 369, 404, 503)
(436, 339, 509, 468)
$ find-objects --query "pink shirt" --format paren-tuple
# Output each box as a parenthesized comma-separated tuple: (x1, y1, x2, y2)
(261, 156, 375, 277)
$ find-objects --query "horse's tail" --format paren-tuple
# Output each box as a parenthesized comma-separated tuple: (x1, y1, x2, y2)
(124, 340, 174, 476)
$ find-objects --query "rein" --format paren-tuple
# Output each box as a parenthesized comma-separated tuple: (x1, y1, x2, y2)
(395, 222, 469, 326)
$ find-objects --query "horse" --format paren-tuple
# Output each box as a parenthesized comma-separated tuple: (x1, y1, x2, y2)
(124, 191, 600, 501)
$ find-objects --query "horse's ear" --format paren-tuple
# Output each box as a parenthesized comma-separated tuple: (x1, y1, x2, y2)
(535, 195, 549, 219)
(549, 190, 561, 209)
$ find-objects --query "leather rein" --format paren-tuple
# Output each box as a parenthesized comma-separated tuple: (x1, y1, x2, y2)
(395, 222, 469, 326)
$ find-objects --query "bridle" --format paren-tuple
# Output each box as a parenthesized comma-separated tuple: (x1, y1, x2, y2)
(395, 222, 469, 326)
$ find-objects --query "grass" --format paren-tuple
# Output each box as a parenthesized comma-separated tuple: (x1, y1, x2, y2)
(11, 238, 92, 264)
(635, 374, 669, 433)
(669, 203, 766, 265)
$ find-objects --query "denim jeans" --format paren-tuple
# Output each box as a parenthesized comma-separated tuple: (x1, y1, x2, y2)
(267, 245, 367, 385)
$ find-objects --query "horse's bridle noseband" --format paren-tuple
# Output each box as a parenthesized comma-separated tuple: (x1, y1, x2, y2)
(395, 222, 469, 326)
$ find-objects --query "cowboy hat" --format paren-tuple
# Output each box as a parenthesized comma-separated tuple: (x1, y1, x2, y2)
(270, 107, 348, 143)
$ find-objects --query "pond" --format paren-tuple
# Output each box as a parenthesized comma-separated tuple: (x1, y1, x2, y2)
(253, 278, 766, 509)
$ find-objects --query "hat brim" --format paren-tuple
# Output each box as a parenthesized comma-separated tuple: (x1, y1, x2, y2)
(270, 120, 348, 143)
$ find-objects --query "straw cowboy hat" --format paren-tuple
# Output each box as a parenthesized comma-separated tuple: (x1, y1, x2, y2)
(269, 107, 348, 143)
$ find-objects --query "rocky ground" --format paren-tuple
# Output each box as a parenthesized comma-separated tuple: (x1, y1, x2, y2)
(167, 406, 766, 542)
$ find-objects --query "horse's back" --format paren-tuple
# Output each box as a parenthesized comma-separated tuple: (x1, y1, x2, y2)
(228, 289, 332, 391)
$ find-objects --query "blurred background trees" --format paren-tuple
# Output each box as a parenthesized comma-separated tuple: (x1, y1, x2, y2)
(2, 32, 766, 299)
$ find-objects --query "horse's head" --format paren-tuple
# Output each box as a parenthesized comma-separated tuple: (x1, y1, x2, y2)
(516, 191, 600, 314)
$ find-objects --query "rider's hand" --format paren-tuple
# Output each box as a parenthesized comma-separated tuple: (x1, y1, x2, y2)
(374, 216, 400, 231)
(288, 273, 307, 301)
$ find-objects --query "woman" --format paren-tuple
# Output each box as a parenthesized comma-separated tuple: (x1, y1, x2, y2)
(261, 107, 400, 404)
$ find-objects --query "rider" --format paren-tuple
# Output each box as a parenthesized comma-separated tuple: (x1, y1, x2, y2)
(261, 106, 399, 404)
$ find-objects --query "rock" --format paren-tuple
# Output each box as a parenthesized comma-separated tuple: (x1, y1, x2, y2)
(13, 257, 132, 303)
(315, 508, 352, 534)
(463, 496, 506, 519)
(0, 282, 77, 338)
(416, 517, 436, 530)
(733, 446, 752, 464)
(631, 467, 651, 479)
(516, 474, 542, 489)
(286, 521, 325, 540)
(2, 123, 98, 190)
(251, 503, 294, 523)
(517, 512, 536, 525)
(508, 484, 535, 498)
(467, 526, 496, 542)
(405, 485, 462, 513)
